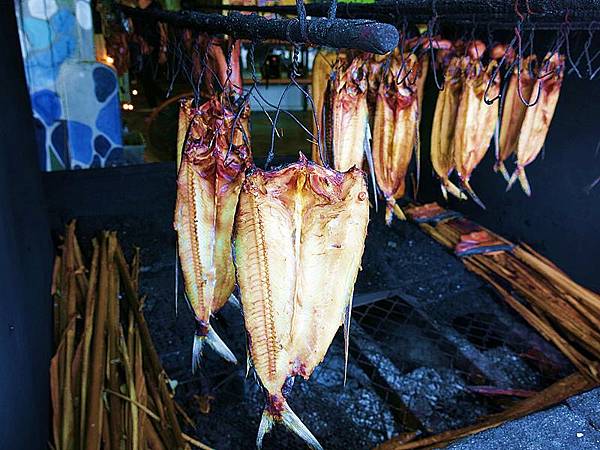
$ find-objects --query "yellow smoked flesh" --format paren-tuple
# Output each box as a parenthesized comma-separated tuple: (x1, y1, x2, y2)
(235, 157, 369, 397)
(174, 98, 251, 324)
(516, 56, 564, 169)
(311, 50, 339, 163)
(331, 56, 369, 172)
(372, 58, 418, 215)
(453, 61, 500, 183)
(431, 58, 462, 188)
(498, 57, 536, 165)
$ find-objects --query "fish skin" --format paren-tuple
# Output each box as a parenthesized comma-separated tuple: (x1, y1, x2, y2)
(234, 154, 369, 447)
(372, 56, 419, 224)
(311, 50, 340, 164)
(453, 59, 501, 207)
(431, 57, 465, 200)
(331, 56, 369, 171)
(496, 56, 536, 180)
(509, 54, 564, 195)
(174, 97, 251, 367)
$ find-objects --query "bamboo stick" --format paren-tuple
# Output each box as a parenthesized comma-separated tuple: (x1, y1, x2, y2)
(107, 234, 123, 450)
(114, 243, 186, 450)
(119, 326, 140, 450)
(61, 223, 78, 450)
(84, 234, 110, 450)
(464, 258, 595, 377)
(377, 372, 598, 449)
(79, 240, 99, 446)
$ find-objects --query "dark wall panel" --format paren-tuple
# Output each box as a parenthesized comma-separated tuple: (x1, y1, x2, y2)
(0, 6, 53, 449)
(418, 74, 600, 292)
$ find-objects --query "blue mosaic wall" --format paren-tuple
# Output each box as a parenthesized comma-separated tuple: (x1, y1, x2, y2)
(15, 0, 123, 170)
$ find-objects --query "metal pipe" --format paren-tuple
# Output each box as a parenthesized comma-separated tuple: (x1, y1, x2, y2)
(120, 5, 399, 54)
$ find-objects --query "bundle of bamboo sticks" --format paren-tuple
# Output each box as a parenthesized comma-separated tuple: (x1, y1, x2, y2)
(415, 215, 600, 382)
(50, 222, 210, 450)
(378, 204, 600, 449)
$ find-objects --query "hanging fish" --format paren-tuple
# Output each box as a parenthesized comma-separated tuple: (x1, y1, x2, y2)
(372, 56, 419, 223)
(234, 155, 369, 449)
(453, 58, 501, 208)
(329, 55, 369, 171)
(508, 53, 564, 195)
(496, 56, 536, 181)
(430, 57, 466, 200)
(174, 97, 252, 370)
(311, 50, 339, 163)
(366, 53, 387, 120)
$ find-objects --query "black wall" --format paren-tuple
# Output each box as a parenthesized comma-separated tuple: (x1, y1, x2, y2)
(418, 73, 600, 292)
(0, 5, 53, 449)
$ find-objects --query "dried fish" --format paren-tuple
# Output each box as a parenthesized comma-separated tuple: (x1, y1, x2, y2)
(372, 56, 419, 223)
(508, 54, 564, 195)
(430, 57, 466, 200)
(329, 55, 369, 171)
(234, 155, 369, 449)
(453, 58, 501, 208)
(311, 50, 339, 163)
(174, 97, 251, 369)
(496, 56, 536, 181)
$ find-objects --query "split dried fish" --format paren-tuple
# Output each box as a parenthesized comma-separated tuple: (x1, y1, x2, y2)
(311, 50, 339, 163)
(174, 97, 251, 370)
(496, 56, 536, 181)
(234, 155, 369, 449)
(328, 55, 369, 171)
(508, 54, 564, 195)
(430, 57, 466, 200)
(453, 59, 500, 208)
(372, 56, 419, 223)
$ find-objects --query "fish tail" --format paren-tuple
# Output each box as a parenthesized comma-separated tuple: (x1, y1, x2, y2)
(440, 182, 449, 201)
(192, 334, 206, 374)
(385, 197, 405, 225)
(506, 167, 519, 192)
(518, 169, 532, 196)
(495, 161, 511, 182)
(444, 179, 466, 200)
(257, 400, 323, 450)
(206, 325, 238, 364)
(461, 179, 486, 209)
(192, 323, 238, 372)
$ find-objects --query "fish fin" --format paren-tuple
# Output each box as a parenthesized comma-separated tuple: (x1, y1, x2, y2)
(228, 293, 241, 310)
(256, 410, 275, 449)
(363, 121, 378, 212)
(440, 182, 449, 201)
(461, 179, 486, 209)
(518, 168, 532, 196)
(192, 335, 206, 374)
(495, 161, 511, 182)
(257, 401, 323, 450)
(174, 241, 179, 317)
(392, 203, 407, 221)
(280, 401, 323, 450)
(245, 339, 252, 378)
(445, 180, 466, 200)
(506, 167, 519, 192)
(206, 325, 238, 364)
(343, 301, 352, 386)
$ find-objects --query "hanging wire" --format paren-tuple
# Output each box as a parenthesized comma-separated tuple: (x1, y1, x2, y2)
(427, 0, 445, 91)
